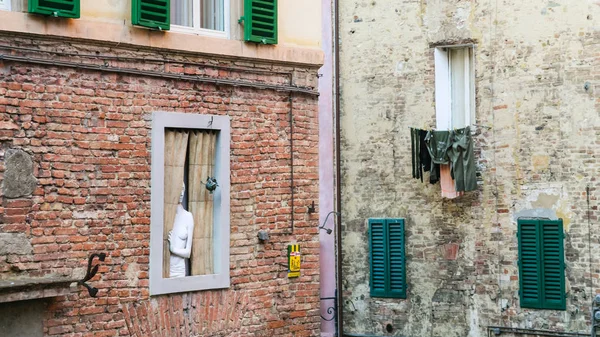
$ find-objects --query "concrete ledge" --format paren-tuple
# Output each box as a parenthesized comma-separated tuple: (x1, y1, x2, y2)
(0, 277, 78, 303)
(0, 11, 324, 67)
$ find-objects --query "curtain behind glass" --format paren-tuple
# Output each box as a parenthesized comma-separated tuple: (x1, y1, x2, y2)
(171, 0, 193, 27)
(201, 0, 224, 31)
(163, 130, 190, 278)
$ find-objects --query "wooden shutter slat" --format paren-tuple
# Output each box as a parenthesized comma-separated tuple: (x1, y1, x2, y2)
(540, 220, 566, 309)
(243, 0, 278, 44)
(388, 219, 406, 298)
(132, 0, 170, 31)
(518, 219, 542, 309)
(369, 219, 387, 297)
(29, 0, 80, 18)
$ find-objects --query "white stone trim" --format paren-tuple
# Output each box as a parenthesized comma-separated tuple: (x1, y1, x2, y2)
(150, 112, 231, 296)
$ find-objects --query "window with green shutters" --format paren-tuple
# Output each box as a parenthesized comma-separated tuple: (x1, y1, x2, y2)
(518, 218, 566, 310)
(369, 218, 406, 299)
(240, 0, 277, 44)
(132, 0, 170, 31)
(29, 0, 80, 18)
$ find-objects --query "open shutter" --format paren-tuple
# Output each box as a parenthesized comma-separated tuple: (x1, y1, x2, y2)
(540, 220, 566, 310)
(518, 219, 542, 308)
(388, 219, 406, 299)
(28, 0, 80, 18)
(369, 219, 387, 297)
(242, 0, 277, 44)
(132, 0, 170, 31)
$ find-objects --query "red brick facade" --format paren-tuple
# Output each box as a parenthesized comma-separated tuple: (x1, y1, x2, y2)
(0, 35, 321, 336)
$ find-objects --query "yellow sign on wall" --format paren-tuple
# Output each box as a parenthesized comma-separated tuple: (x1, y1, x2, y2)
(287, 244, 300, 278)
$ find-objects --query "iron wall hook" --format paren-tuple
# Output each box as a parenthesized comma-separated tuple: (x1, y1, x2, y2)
(79, 253, 106, 297)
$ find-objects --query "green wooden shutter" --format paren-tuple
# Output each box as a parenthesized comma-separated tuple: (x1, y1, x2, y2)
(369, 219, 387, 297)
(540, 220, 566, 310)
(369, 218, 406, 299)
(29, 0, 80, 18)
(518, 219, 566, 310)
(132, 0, 170, 31)
(518, 219, 542, 308)
(388, 219, 407, 299)
(241, 0, 278, 44)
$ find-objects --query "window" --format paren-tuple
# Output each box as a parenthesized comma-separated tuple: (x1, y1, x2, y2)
(171, 0, 229, 37)
(368, 218, 406, 299)
(434, 46, 475, 131)
(150, 112, 230, 295)
(518, 219, 566, 310)
(0, 0, 10, 11)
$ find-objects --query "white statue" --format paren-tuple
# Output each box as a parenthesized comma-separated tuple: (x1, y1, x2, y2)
(168, 183, 194, 278)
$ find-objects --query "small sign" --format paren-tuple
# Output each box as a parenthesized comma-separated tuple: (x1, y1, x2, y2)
(287, 244, 301, 278)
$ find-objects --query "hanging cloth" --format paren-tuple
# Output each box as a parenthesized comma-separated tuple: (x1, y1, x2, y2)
(440, 164, 464, 199)
(447, 126, 477, 192)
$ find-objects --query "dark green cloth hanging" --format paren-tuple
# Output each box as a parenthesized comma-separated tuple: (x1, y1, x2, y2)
(447, 126, 477, 192)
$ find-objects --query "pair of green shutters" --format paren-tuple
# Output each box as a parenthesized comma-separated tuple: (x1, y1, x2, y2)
(368, 218, 565, 310)
(368, 219, 407, 299)
(518, 219, 566, 310)
(28, 0, 278, 44)
(132, 0, 278, 43)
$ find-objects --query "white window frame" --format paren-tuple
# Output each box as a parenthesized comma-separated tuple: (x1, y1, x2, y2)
(434, 45, 475, 131)
(150, 112, 231, 296)
(170, 0, 230, 39)
(0, 0, 11, 11)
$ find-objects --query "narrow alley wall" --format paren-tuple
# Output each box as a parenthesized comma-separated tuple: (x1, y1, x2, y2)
(339, 0, 600, 336)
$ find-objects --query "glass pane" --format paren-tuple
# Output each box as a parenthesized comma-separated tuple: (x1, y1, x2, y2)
(450, 48, 467, 128)
(171, 0, 193, 27)
(201, 0, 225, 31)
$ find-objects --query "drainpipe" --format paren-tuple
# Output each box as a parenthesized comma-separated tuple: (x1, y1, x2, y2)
(333, 0, 343, 334)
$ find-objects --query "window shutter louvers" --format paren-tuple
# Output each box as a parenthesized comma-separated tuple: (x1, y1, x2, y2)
(541, 220, 566, 310)
(242, 0, 278, 44)
(388, 219, 406, 298)
(369, 218, 406, 299)
(518, 219, 542, 308)
(518, 219, 566, 310)
(369, 219, 386, 297)
(132, 0, 170, 31)
(29, 0, 80, 18)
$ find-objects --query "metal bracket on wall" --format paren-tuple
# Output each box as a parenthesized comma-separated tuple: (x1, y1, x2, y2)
(78, 253, 106, 297)
(321, 289, 338, 329)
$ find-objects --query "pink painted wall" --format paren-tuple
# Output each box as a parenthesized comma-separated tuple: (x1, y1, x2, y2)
(318, 0, 336, 336)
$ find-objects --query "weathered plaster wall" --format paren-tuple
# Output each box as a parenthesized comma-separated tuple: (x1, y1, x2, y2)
(339, 0, 600, 336)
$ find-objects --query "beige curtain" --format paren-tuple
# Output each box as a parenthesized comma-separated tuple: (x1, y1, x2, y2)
(163, 130, 190, 278)
(188, 131, 217, 275)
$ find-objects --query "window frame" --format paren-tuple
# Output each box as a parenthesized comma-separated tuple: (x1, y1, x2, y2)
(517, 218, 566, 310)
(368, 218, 407, 299)
(150, 112, 231, 296)
(170, 0, 231, 39)
(434, 45, 475, 131)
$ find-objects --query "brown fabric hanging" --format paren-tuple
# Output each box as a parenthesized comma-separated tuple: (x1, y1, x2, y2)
(188, 130, 217, 275)
(163, 130, 190, 278)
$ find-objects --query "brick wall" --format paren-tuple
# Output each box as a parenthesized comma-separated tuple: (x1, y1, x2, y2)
(0, 34, 321, 336)
(339, 0, 600, 336)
